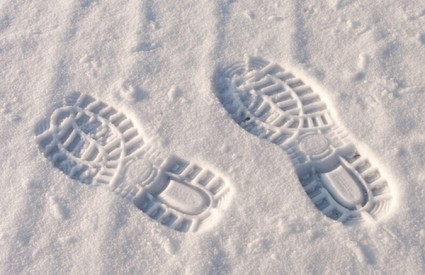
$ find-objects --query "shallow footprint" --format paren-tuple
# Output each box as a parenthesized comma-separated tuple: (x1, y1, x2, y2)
(214, 56, 392, 224)
(35, 93, 232, 232)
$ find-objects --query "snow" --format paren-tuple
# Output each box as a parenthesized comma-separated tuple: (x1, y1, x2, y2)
(0, 0, 424, 274)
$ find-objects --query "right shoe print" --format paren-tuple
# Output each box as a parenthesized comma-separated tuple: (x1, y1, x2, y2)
(214, 56, 393, 224)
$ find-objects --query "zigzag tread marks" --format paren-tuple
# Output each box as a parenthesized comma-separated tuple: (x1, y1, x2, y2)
(36, 93, 147, 185)
(215, 57, 393, 224)
(36, 94, 236, 233)
(132, 156, 233, 232)
(260, 82, 284, 96)
(134, 192, 196, 232)
(75, 94, 95, 109)
(271, 91, 292, 103)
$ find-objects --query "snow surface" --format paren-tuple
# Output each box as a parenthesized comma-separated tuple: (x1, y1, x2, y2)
(0, 0, 425, 274)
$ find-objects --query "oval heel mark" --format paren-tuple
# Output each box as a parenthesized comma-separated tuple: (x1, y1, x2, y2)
(320, 164, 366, 209)
(158, 180, 210, 215)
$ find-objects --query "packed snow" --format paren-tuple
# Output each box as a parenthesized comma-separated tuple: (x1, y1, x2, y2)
(0, 0, 424, 274)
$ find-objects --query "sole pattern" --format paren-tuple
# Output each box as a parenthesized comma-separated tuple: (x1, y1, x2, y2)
(214, 56, 392, 223)
(35, 93, 232, 232)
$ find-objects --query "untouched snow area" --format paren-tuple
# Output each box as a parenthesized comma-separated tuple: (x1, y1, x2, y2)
(1, 0, 425, 274)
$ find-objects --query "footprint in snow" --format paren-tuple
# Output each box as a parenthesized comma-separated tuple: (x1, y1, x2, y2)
(214, 56, 393, 224)
(35, 93, 233, 233)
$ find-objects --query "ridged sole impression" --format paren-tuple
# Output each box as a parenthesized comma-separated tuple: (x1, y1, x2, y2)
(214, 56, 392, 224)
(35, 93, 233, 232)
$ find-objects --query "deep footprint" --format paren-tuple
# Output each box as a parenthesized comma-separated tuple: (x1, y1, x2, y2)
(214, 56, 392, 223)
(35, 93, 232, 232)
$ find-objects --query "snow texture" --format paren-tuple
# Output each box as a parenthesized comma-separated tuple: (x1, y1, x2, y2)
(0, 0, 424, 274)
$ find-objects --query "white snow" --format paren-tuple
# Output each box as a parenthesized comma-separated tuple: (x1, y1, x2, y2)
(0, 0, 424, 274)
